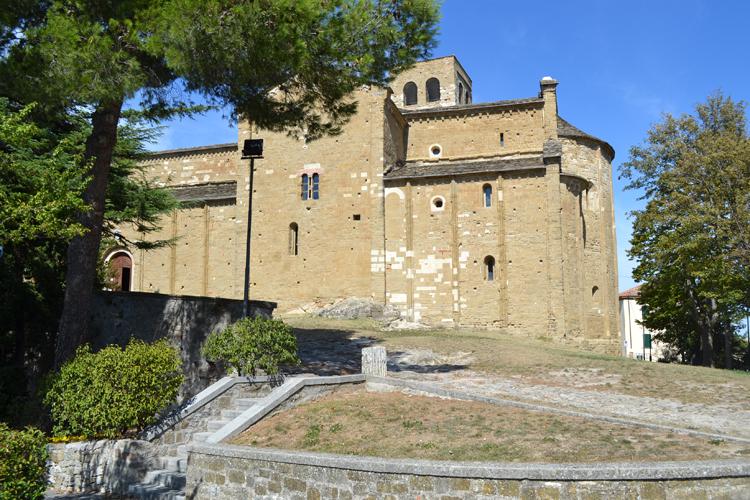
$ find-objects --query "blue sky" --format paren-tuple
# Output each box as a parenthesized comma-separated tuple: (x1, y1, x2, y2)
(150, 0, 750, 291)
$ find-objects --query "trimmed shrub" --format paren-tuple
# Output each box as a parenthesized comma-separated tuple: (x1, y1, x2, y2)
(0, 424, 48, 500)
(44, 339, 183, 438)
(203, 317, 300, 377)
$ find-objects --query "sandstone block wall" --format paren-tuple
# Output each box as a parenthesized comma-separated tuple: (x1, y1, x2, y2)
(235, 88, 393, 311)
(112, 56, 620, 352)
(389, 55, 472, 109)
(403, 101, 544, 162)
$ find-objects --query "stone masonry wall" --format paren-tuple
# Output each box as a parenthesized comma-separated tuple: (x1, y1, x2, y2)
(389, 55, 471, 109)
(404, 103, 545, 162)
(118, 145, 243, 299)
(235, 87, 393, 312)
(186, 450, 750, 500)
(89, 291, 275, 399)
(47, 439, 157, 495)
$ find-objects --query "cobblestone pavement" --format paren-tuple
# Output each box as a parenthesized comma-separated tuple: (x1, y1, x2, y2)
(292, 328, 750, 440)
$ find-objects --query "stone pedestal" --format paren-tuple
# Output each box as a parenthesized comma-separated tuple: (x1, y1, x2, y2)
(361, 346, 387, 376)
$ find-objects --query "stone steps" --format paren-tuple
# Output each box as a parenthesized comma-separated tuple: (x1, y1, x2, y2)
(131, 384, 272, 498)
(234, 397, 263, 409)
(127, 482, 185, 500)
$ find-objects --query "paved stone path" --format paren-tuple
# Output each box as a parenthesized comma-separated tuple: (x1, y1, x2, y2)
(388, 367, 750, 440)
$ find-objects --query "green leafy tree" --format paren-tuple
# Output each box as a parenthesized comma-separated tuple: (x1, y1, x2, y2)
(1, 0, 439, 369)
(203, 317, 300, 377)
(0, 424, 48, 500)
(44, 339, 183, 438)
(621, 94, 750, 368)
(0, 101, 176, 425)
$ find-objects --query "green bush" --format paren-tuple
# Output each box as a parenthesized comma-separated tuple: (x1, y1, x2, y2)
(0, 424, 48, 500)
(203, 317, 300, 377)
(44, 339, 183, 438)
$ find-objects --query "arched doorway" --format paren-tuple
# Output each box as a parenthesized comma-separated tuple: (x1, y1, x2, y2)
(106, 251, 133, 291)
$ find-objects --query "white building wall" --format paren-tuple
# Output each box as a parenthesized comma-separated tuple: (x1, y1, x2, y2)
(619, 297, 665, 361)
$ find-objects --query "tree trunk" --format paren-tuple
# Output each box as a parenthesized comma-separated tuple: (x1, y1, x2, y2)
(699, 323, 714, 367)
(723, 319, 733, 369)
(54, 99, 123, 369)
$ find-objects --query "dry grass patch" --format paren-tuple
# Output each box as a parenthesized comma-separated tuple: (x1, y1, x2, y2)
(284, 316, 750, 406)
(231, 388, 750, 462)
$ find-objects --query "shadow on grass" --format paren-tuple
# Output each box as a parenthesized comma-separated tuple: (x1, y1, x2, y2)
(290, 325, 468, 376)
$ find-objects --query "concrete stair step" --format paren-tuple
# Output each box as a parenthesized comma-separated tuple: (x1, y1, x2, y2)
(141, 470, 186, 490)
(234, 397, 263, 409)
(221, 409, 244, 419)
(207, 419, 230, 432)
(162, 456, 188, 473)
(192, 431, 213, 443)
(127, 482, 185, 500)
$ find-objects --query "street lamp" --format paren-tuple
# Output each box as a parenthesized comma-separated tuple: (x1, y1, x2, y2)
(241, 138, 263, 318)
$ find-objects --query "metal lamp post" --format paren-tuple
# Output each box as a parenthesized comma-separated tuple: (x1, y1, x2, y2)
(241, 138, 263, 318)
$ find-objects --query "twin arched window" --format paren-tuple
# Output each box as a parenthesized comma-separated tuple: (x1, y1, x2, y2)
(426, 78, 440, 102)
(301, 173, 319, 200)
(403, 82, 418, 106)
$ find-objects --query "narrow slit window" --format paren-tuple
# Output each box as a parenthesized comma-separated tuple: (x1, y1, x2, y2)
(301, 174, 309, 200)
(500, 132, 505, 147)
(484, 256, 495, 281)
(289, 223, 299, 255)
(483, 184, 492, 208)
(312, 173, 319, 200)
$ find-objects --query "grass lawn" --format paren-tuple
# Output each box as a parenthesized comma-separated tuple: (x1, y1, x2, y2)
(285, 316, 750, 406)
(231, 387, 750, 462)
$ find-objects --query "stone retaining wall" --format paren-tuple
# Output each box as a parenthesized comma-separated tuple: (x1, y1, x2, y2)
(186, 444, 750, 499)
(47, 439, 157, 495)
(89, 291, 276, 399)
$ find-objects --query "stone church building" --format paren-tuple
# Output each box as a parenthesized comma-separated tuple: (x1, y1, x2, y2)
(109, 56, 619, 352)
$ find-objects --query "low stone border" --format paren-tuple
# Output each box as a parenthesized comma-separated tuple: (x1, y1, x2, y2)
(190, 443, 750, 481)
(186, 443, 750, 499)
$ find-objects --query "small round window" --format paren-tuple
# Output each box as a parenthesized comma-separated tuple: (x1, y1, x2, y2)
(429, 144, 442, 159)
(431, 196, 446, 212)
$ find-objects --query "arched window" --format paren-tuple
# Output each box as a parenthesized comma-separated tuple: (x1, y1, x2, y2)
(484, 256, 495, 281)
(289, 223, 299, 255)
(483, 184, 492, 208)
(426, 77, 440, 102)
(312, 173, 319, 200)
(301, 174, 309, 200)
(403, 82, 417, 106)
(458, 82, 464, 104)
(466, 91, 471, 104)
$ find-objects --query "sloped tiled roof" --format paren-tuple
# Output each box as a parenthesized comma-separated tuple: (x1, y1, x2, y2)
(619, 285, 642, 299)
(557, 117, 615, 159)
